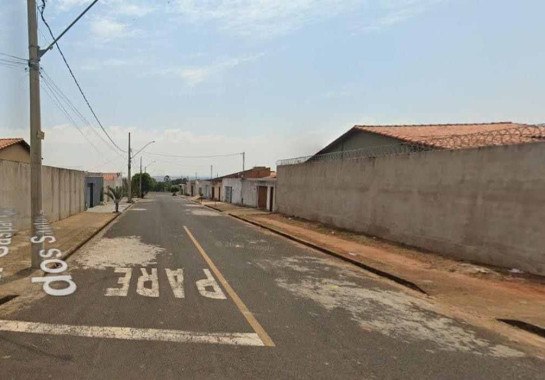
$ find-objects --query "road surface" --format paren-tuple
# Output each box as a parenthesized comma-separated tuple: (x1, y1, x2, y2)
(0, 193, 544, 379)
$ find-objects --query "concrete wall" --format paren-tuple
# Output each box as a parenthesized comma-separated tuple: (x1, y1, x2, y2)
(241, 180, 258, 207)
(277, 143, 545, 275)
(222, 179, 258, 206)
(199, 180, 212, 198)
(0, 144, 30, 163)
(222, 178, 242, 204)
(0, 159, 85, 231)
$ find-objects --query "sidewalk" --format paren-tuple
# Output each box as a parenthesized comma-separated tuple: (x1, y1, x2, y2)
(201, 200, 545, 350)
(0, 200, 130, 296)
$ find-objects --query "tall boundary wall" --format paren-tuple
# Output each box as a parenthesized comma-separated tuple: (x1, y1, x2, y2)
(277, 143, 545, 275)
(0, 159, 85, 231)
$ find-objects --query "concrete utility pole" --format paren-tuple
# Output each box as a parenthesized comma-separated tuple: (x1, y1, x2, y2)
(242, 152, 245, 173)
(27, 0, 99, 268)
(144, 160, 155, 173)
(127, 132, 132, 202)
(28, 0, 43, 269)
(129, 141, 154, 199)
(210, 165, 213, 179)
(139, 156, 143, 198)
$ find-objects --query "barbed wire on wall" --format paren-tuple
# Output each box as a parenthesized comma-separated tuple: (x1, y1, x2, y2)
(277, 124, 545, 167)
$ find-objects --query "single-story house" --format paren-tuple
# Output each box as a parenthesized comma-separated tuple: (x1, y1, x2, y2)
(198, 180, 212, 198)
(85, 172, 123, 203)
(244, 173, 277, 211)
(84, 174, 104, 209)
(211, 178, 222, 200)
(0, 138, 30, 163)
(102, 172, 123, 190)
(219, 167, 274, 207)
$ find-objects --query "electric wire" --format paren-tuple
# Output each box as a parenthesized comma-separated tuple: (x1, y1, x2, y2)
(40, 69, 120, 154)
(0, 52, 27, 62)
(144, 151, 243, 159)
(38, 0, 126, 153)
(41, 69, 126, 173)
(40, 71, 103, 156)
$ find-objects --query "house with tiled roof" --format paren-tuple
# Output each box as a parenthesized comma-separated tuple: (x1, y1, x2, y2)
(314, 122, 540, 156)
(0, 138, 30, 163)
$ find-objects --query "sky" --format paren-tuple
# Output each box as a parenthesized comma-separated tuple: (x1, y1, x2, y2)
(1, 0, 544, 178)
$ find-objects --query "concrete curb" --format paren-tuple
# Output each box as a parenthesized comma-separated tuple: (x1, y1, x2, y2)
(184, 199, 545, 342)
(0, 203, 134, 288)
(200, 202, 427, 295)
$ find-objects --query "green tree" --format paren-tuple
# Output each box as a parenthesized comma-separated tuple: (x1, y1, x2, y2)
(131, 173, 154, 198)
(154, 181, 166, 192)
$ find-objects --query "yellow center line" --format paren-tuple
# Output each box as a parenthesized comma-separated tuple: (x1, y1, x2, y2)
(183, 226, 275, 347)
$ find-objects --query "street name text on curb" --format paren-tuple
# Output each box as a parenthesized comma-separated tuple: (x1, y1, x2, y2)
(30, 215, 77, 296)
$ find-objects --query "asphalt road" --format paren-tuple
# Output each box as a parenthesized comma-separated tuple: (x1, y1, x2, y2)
(0, 193, 544, 379)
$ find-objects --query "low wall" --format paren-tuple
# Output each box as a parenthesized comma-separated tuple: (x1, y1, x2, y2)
(277, 143, 545, 275)
(0, 159, 85, 231)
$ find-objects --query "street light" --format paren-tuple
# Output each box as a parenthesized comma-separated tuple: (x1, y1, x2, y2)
(132, 140, 156, 160)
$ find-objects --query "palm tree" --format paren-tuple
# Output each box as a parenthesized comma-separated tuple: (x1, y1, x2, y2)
(106, 186, 124, 213)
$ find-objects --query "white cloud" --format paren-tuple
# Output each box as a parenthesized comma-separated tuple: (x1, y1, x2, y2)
(115, 3, 155, 17)
(171, 0, 446, 37)
(80, 58, 143, 71)
(0, 123, 332, 176)
(89, 18, 131, 41)
(58, 0, 154, 16)
(172, 0, 361, 38)
(57, 0, 89, 11)
(359, 0, 446, 32)
(165, 53, 265, 86)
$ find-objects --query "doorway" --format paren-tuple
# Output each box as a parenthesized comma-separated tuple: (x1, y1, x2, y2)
(269, 187, 274, 211)
(257, 186, 267, 209)
(87, 183, 94, 208)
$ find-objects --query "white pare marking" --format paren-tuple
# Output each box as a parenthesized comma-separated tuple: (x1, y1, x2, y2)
(0, 320, 264, 346)
(105, 268, 132, 297)
(165, 268, 184, 298)
(129, 208, 147, 211)
(105, 267, 227, 300)
(137, 268, 159, 297)
(196, 269, 227, 299)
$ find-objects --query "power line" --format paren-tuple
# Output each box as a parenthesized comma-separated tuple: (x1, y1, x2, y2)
(40, 69, 126, 173)
(38, 0, 126, 153)
(40, 69, 120, 153)
(144, 151, 243, 159)
(0, 52, 27, 62)
(40, 71, 103, 156)
(0, 60, 26, 70)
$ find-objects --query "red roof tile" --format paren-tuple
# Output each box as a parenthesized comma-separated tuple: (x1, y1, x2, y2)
(0, 138, 29, 151)
(353, 122, 542, 149)
(102, 173, 121, 181)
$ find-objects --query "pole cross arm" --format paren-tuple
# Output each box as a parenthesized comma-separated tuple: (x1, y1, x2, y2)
(39, 0, 99, 58)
